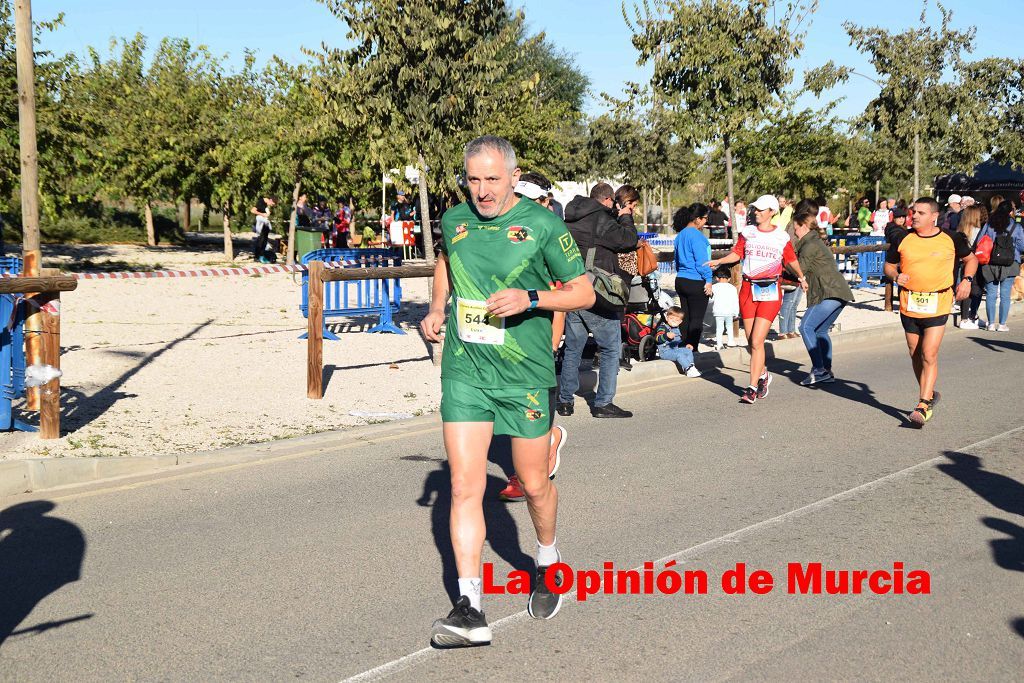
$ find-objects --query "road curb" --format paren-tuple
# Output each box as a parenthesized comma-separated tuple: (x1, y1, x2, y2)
(2, 302, 1019, 497)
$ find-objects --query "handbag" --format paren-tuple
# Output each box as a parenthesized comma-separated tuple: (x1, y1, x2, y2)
(585, 247, 628, 311)
(635, 239, 658, 276)
(618, 250, 639, 276)
(974, 233, 993, 265)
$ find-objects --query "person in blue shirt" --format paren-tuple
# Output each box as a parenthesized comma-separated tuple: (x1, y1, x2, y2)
(672, 203, 714, 350)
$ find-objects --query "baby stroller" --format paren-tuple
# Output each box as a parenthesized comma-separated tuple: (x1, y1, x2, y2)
(620, 273, 674, 366)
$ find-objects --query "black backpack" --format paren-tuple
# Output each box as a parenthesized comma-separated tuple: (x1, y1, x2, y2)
(989, 226, 1017, 267)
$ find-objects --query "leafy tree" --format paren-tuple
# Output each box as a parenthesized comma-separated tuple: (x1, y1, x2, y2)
(713, 106, 853, 200)
(804, 0, 975, 197)
(0, 0, 78, 218)
(953, 57, 1024, 170)
(315, 0, 546, 264)
(626, 0, 817, 227)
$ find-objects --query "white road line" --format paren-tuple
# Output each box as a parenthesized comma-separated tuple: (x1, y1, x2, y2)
(340, 424, 1024, 682)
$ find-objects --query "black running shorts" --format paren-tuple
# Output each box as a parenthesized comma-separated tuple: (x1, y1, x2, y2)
(900, 313, 948, 335)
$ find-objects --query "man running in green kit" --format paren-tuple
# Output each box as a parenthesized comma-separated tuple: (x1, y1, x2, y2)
(420, 135, 595, 647)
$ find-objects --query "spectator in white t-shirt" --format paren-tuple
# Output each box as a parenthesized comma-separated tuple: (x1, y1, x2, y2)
(871, 199, 891, 235)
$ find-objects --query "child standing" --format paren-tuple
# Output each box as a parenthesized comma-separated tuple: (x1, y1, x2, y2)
(710, 267, 739, 349)
(656, 306, 701, 377)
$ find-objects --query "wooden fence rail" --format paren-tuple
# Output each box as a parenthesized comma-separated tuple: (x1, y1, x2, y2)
(1, 271, 76, 438)
(306, 243, 890, 399)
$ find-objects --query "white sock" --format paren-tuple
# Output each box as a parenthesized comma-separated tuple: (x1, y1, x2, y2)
(537, 538, 560, 567)
(458, 577, 482, 611)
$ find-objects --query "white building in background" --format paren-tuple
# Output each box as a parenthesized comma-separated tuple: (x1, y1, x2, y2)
(551, 179, 665, 229)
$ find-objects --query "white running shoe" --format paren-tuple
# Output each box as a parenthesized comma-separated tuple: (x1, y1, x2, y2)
(997, 324, 1010, 332)
(959, 319, 979, 330)
(685, 365, 702, 378)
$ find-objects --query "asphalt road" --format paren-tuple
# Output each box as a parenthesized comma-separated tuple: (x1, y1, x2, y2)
(2, 326, 1023, 682)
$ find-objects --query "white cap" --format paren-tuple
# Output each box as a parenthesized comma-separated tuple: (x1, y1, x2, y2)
(962, 195, 975, 206)
(514, 180, 545, 200)
(750, 194, 780, 213)
(948, 194, 962, 204)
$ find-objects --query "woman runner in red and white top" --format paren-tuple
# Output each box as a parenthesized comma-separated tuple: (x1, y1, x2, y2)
(708, 194, 808, 403)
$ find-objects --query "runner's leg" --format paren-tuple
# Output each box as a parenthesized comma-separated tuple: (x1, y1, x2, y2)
(512, 434, 558, 546)
(747, 317, 773, 387)
(905, 330, 923, 387)
(917, 325, 945, 401)
(443, 422, 493, 577)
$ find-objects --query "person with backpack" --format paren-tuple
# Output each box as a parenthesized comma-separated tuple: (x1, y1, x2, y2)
(558, 183, 639, 418)
(974, 202, 1024, 331)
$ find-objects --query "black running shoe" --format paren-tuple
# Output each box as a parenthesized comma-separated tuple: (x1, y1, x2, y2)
(756, 371, 773, 399)
(430, 596, 492, 647)
(528, 563, 563, 620)
(556, 402, 574, 417)
(591, 403, 633, 418)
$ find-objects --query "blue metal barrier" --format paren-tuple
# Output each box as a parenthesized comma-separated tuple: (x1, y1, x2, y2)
(1, 256, 33, 432)
(854, 236, 887, 288)
(299, 248, 404, 339)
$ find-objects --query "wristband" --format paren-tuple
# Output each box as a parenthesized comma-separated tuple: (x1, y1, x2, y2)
(527, 289, 539, 310)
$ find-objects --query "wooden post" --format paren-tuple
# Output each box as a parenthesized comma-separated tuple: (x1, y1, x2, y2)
(222, 199, 233, 260)
(182, 199, 191, 232)
(15, 0, 42, 409)
(39, 268, 60, 439)
(307, 260, 324, 399)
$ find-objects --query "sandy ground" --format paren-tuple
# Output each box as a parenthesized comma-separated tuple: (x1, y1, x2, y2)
(2, 239, 905, 460)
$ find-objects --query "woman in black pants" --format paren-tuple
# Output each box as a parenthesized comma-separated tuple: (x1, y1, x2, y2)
(672, 203, 714, 349)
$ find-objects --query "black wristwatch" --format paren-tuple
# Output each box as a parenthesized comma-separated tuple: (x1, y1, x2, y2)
(964, 276, 974, 283)
(527, 289, 540, 310)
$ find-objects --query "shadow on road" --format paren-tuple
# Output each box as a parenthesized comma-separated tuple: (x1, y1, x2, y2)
(0, 501, 89, 648)
(938, 451, 1024, 518)
(967, 336, 1024, 354)
(416, 442, 534, 605)
(938, 451, 1024, 640)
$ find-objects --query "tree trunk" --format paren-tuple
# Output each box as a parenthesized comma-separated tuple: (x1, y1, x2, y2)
(724, 136, 737, 241)
(15, 0, 43, 409)
(874, 179, 880, 207)
(666, 190, 672, 234)
(913, 132, 920, 199)
(182, 199, 191, 232)
(202, 201, 210, 229)
(288, 177, 301, 265)
(417, 152, 434, 266)
(145, 200, 156, 246)
(642, 187, 649, 228)
(222, 199, 233, 260)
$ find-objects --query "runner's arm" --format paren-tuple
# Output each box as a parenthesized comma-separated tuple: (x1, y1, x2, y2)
(486, 274, 594, 318)
(954, 233, 978, 301)
(420, 254, 450, 342)
(706, 235, 744, 269)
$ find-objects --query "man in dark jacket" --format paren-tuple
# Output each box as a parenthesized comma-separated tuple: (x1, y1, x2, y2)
(557, 182, 638, 418)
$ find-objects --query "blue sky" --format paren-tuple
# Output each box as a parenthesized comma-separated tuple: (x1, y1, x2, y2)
(35, 0, 1020, 120)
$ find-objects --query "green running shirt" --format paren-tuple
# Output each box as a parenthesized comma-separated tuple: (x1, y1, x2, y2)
(439, 198, 585, 389)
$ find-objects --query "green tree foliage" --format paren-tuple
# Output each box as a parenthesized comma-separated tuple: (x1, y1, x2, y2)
(0, 0, 78, 217)
(954, 57, 1024, 170)
(714, 107, 853, 200)
(626, 0, 817, 223)
(314, 0, 589, 261)
(804, 1, 976, 196)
